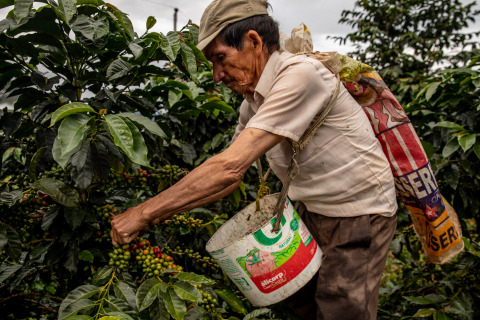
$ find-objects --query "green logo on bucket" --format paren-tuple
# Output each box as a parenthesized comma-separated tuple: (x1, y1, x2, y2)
(290, 218, 299, 231)
(253, 214, 287, 246)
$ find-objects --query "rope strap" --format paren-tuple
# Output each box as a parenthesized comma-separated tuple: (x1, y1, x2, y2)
(271, 73, 341, 232)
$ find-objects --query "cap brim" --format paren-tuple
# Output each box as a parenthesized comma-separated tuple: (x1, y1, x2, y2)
(197, 27, 224, 52)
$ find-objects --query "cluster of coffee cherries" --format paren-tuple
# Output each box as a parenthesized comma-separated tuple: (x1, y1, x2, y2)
(164, 214, 203, 229)
(108, 239, 183, 276)
(94, 204, 118, 223)
(108, 244, 132, 271)
(159, 165, 185, 185)
(198, 288, 219, 313)
(166, 246, 219, 272)
(1, 190, 53, 244)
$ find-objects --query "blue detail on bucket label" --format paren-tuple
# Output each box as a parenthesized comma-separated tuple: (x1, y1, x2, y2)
(233, 277, 252, 291)
(217, 258, 241, 274)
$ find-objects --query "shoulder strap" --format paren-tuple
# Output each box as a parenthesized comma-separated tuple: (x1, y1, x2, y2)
(270, 73, 341, 232)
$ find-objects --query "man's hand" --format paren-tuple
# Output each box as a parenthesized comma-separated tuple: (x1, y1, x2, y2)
(110, 205, 150, 245)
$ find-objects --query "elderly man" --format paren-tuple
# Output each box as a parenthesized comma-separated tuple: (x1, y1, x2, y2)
(111, 0, 397, 319)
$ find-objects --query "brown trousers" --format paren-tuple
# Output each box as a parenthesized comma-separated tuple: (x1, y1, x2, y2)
(285, 202, 397, 320)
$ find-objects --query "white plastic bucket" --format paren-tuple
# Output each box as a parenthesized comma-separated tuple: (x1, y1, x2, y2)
(206, 194, 322, 306)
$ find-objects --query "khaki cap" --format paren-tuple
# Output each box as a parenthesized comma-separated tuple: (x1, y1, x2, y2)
(198, 0, 268, 51)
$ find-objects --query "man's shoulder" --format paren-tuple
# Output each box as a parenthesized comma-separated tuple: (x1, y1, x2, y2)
(276, 51, 326, 71)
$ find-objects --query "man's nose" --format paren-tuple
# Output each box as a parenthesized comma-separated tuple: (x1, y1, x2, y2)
(212, 64, 225, 83)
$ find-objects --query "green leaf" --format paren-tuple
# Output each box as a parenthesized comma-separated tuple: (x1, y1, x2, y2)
(1, 0, 14, 10)
(458, 133, 476, 152)
(71, 14, 109, 40)
(474, 141, 480, 160)
(29, 146, 46, 180)
(52, 136, 79, 169)
(50, 102, 96, 127)
(412, 308, 436, 317)
(168, 88, 183, 107)
(148, 299, 169, 320)
(78, 250, 94, 263)
(160, 31, 180, 62)
(136, 277, 161, 311)
(70, 139, 94, 189)
(0, 223, 22, 262)
(162, 287, 187, 320)
(425, 82, 441, 101)
(420, 140, 435, 159)
(63, 316, 91, 320)
(93, 266, 114, 282)
(13, 0, 33, 23)
(0, 226, 7, 252)
(185, 41, 208, 64)
(0, 190, 23, 207)
(58, 0, 77, 23)
(113, 282, 137, 310)
(200, 99, 236, 114)
(180, 143, 196, 165)
(104, 312, 134, 320)
(173, 273, 215, 285)
(0, 262, 22, 284)
(59, 299, 97, 320)
(104, 115, 134, 158)
(128, 42, 143, 60)
(172, 281, 202, 302)
(214, 288, 247, 315)
(118, 118, 149, 167)
(434, 311, 453, 320)
(58, 285, 100, 320)
(243, 308, 271, 320)
(180, 41, 197, 80)
(434, 121, 465, 132)
(107, 59, 132, 81)
(105, 296, 134, 314)
(146, 16, 156, 30)
(404, 294, 446, 305)
(57, 114, 92, 160)
(41, 207, 59, 231)
(108, 8, 134, 41)
(442, 139, 460, 158)
(32, 177, 79, 207)
(118, 112, 167, 138)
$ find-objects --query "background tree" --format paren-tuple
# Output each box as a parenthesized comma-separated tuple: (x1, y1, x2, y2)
(334, 0, 480, 102)
(334, 1, 480, 319)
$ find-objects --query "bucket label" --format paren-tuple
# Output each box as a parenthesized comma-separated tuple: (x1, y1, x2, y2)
(216, 257, 241, 274)
(236, 232, 317, 293)
(236, 210, 317, 294)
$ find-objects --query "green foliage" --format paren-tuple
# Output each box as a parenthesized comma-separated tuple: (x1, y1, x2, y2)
(335, 1, 480, 319)
(334, 0, 480, 103)
(0, 1, 281, 319)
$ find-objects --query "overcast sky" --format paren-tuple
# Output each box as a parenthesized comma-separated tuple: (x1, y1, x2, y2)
(112, 0, 360, 52)
(0, 0, 479, 53)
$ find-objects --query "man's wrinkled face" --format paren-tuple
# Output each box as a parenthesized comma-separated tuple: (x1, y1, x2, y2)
(204, 36, 258, 96)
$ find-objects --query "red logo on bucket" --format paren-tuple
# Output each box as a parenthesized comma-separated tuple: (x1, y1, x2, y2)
(250, 239, 317, 293)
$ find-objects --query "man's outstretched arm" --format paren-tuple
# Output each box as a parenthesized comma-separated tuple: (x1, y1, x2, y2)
(110, 127, 284, 245)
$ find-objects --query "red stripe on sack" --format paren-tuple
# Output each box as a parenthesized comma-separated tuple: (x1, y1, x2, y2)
(379, 129, 415, 174)
(377, 134, 400, 176)
(394, 124, 428, 169)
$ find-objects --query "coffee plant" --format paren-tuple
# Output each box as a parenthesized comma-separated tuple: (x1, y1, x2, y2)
(0, 0, 283, 319)
(1, 0, 479, 319)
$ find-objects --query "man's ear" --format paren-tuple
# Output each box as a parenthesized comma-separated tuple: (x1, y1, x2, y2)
(246, 30, 263, 52)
